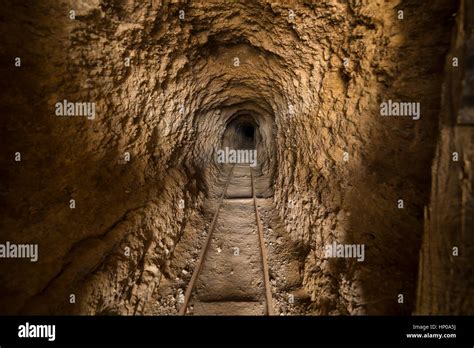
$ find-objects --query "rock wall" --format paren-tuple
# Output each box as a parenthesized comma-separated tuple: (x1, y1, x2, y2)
(416, 0, 474, 315)
(0, 0, 206, 314)
(270, 0, 457, 315)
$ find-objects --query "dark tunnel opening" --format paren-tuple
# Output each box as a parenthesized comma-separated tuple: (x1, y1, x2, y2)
(236, 123, 256, 149)
(222, 115, 260, 151)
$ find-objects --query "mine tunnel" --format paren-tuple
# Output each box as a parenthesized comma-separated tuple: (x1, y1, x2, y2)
(223, 116, 258, 150)
(0, 0, 473, 317)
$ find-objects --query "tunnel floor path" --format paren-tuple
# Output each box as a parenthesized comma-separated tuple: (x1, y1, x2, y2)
(151, 165, 309, 316)
(182, 165, 273, 315)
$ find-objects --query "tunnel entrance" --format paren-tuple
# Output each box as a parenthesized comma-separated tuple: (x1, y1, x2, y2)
(236, 123, 256, 149)
(242, 125, 254, 138)
(218, 112, 274, 178)
(222, 115, 259, 151)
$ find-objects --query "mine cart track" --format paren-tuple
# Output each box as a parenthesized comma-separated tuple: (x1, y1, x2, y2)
(179, 164, 273, 315)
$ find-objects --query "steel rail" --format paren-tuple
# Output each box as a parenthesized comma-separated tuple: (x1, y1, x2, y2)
(179, 164, 235, 315)
(250, 167, 274, 315)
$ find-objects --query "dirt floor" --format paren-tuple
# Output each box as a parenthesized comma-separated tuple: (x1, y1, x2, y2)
(146, 165, 310, 315)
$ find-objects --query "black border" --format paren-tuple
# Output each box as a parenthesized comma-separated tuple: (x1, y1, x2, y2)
(0, 315, 472, 346)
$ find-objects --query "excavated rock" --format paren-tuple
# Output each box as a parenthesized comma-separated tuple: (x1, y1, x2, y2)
(0, 0, 465, 315)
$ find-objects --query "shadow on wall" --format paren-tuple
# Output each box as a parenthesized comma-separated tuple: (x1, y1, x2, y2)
(335, 1, 457, 315)
(296, 0, 458, 316)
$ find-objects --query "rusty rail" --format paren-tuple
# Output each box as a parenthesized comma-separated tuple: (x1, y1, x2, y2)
(179, 165, 235, 315)
(250, 167, 274, 315)
(179, 164, 273, 315)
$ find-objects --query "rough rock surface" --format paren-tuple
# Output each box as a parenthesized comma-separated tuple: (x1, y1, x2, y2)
(416, 0, 474, 315)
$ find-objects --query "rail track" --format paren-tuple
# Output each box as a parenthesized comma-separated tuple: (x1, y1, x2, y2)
(179, 164, 273, 315)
